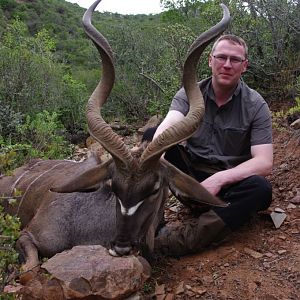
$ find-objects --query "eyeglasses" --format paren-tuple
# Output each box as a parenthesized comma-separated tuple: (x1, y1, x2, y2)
(212, 54, 246, 65)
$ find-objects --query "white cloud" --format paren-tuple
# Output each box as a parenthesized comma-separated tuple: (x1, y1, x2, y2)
(66, 0, 163, 15)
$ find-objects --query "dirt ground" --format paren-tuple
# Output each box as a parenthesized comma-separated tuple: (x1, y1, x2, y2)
(144, 126, 300, 299)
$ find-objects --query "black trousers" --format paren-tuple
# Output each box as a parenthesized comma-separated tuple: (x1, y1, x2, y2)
(143, 128, 272, 231)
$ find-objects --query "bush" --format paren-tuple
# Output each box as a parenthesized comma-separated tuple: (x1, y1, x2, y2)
(0, 110, 73, 175)
(17, 110, 73, 159)
(0, 19, 89, 136)
(0, 102, 23, 140)
(0, 142, 34, 175)
(0, 204, 20, 296)
(287, 96, 300, 116)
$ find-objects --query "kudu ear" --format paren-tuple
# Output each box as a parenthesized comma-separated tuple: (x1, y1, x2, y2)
(51, 159, 113, 193)
(161, 160, 228, 207)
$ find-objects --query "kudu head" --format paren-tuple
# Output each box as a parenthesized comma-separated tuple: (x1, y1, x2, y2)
(52, 0, 230, 257)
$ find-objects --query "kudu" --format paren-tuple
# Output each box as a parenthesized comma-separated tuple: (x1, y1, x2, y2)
(0, 0, 230, 271)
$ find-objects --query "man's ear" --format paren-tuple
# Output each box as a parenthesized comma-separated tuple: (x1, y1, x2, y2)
(208, 53, 213, 68)
(162, 160, 227, 207)
(242, 59, 249, 73)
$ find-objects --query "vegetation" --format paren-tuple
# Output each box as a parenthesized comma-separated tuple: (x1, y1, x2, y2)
(1, 110, 72, 173)
(0, 204, 20, 298)
(0, 0, 298, 133)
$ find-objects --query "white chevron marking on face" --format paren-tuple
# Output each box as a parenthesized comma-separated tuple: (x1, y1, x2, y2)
(118, 199, 144, 216)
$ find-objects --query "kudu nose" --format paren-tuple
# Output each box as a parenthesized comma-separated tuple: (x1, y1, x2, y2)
(109, 240, 134, 257)
(114, 245, 132, 256)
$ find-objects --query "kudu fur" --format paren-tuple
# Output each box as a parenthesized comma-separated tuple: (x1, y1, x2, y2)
(0, 0, 230, 271)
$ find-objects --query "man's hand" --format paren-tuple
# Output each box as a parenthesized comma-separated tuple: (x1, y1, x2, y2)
(200, 172, 225, 196)
(200, 144, 273, 196)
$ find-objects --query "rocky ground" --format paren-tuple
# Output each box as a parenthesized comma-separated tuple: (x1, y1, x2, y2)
(143, 126, 300, 299)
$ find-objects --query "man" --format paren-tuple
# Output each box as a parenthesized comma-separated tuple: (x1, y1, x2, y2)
(147, 34, 273, 257)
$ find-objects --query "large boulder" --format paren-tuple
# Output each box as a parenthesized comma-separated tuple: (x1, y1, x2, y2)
(18, 245, 151, 300)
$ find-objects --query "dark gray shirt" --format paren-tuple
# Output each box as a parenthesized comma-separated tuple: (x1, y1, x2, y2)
(169, 77, 272, 173)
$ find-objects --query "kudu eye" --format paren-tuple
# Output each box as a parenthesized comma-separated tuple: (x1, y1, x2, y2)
(142, 181, 161, 201)
(152, 189, 159, 196)
(150, 188, 159, 196)
(151, 181, 161, 195)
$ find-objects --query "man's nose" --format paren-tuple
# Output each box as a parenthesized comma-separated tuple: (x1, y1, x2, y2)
(223, 57, 232, 67)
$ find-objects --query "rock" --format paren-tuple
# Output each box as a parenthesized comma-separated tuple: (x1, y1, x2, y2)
(191, 287, 207, 295)
(155, 283, 165, 296)
(290, 195, 300, 204)
(274, 207, 285, 213)
(279, 163, 289, 171)
(165, 293, 175, 300)
(175, 281, 185, 295)
(138, 115, 162, 134)
(19, 245, 151, 300)
(125, 292, 143, 300)
(290, 188, 300, 205)
(85, 135, 97, 148)
(244, 247, 263, 259)
(202, 275, 214, 285)
(168, 205, 181, 213)
(290, 118, 300, 129)
(85, 137, 112, 161)
(270, 211, 287, 228)
(4, 284, 23, 294)
(263, 252, 274, 258)
(287, 203, 297, 209)
(185, 290, 195, 297)
(278, 235, 287, 240)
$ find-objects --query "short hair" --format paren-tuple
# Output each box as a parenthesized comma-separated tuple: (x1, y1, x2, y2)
(211, 34, 248, 58)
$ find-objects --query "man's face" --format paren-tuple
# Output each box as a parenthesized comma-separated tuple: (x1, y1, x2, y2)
(209, 40, 248, 89)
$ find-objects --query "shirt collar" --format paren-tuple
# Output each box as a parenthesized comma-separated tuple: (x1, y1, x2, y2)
(206, 78, 242, 103)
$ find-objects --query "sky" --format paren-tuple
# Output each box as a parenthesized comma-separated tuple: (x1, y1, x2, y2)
(65, 0, 164, 15)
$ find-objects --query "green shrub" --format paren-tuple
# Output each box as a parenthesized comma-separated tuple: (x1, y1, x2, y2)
(0, 110, 73, 174)
(0, 19, 89, 135)
(59, 74, 87, 133)
(0, 204, 20, 297)
(17, 110, 73, 160)
(0, 142, 34, 175)
(287, 96, 300, 116)
(0, 102, 23, 140)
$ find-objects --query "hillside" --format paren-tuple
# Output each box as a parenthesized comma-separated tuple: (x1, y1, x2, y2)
(0, 0, 161, 69)
(0, 0, 169, 133)
(0, 0, 299, 147)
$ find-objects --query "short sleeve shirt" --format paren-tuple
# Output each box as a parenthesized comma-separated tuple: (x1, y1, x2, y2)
(169, 77, 272, 172)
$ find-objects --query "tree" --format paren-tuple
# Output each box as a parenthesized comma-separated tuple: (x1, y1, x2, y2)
(0, 18, 89, 140)
(161, 0, 300, 102)
(229, 0, 300, 100)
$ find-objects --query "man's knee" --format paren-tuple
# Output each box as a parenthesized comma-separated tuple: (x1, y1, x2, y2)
(214, 175, 272, 230)
(245, 175, 272, 210)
